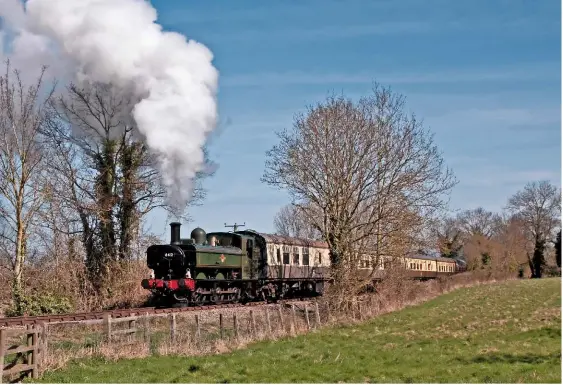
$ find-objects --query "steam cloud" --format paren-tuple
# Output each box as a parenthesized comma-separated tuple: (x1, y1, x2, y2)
(0, 0, 219, 213)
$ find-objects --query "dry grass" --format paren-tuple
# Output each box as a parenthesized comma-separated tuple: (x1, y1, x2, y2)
(27, 269, 516, 376)
(0, 260, 151, 316)
(36, 302, 322, 372)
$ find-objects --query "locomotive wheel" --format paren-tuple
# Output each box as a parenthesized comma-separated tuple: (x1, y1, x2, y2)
(191, 289, 205, 306)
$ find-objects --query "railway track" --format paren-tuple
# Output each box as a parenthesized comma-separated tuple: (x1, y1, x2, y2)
(0, 299, 312, 328)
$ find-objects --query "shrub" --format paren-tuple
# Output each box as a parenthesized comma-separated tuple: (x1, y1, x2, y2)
(5, 292, 73, 317)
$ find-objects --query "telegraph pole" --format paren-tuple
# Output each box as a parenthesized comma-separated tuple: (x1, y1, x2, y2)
(225, 222, 245, 232)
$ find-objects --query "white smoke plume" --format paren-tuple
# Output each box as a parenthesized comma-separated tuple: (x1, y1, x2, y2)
(0, 0, 219, 213)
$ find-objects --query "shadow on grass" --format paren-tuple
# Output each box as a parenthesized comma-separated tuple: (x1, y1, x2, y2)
(457, 351, 560, 365)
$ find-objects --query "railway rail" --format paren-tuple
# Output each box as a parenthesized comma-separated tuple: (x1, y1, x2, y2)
(0, 299, 312, 328)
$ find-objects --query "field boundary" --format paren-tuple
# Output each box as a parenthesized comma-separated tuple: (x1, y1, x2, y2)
(1, 272, 528, 381)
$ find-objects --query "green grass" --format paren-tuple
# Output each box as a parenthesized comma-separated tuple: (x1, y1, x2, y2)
(34, 278, 561, 383)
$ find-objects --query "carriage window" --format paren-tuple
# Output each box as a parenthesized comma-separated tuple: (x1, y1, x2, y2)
(292, 247, 300, 265)
(303, 248, 309, 265)
(276, 248, 281, 264)
(283, 246, 290, 265)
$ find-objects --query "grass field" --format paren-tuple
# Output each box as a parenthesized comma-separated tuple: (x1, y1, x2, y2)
(33, 278, 561, 383)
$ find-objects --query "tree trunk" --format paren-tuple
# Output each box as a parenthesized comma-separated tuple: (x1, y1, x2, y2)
(12, 211, 26, 311)
(118, 142, 140, 261)
(89, 140, 118, 292)
(555, 230, 561, 268)
(532, 237, 545, 279)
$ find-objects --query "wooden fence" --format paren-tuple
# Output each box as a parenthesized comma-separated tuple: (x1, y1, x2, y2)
(0, 301, 331, 382)
(0, 325, 46, 383)
(101, 302, 323, 343)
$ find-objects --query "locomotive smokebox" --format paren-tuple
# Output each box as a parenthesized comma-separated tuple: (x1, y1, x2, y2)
(170, 222, 181, 245)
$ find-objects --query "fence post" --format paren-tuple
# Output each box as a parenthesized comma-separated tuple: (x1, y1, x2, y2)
(0, 328, 5, 383)
(219, 313, 224, 340)
(169, 314, 176, 343)
(277, 305, 285, 333)
(129, 318, 136, 342)
(103, 313, 112, 343)
(250, 310, 257, 338)
(43, 323, 49, 372)
(31, 328, 38, 379)
(265, 308, 272, 336)
(143, 313, 151, 344)
(37, 323, 46, 372)
(26, 325, 33, 368)
(233, 314, 238, 340)
(315, 302, 321, 327)
(376, 298, 381, 314)
(304, 304, 310, 330)
(291, 304, 297, 334)
(195, 315, 201, 340)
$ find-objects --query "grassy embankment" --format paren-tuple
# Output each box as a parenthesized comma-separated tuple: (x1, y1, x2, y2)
(34, 278, 561, 383)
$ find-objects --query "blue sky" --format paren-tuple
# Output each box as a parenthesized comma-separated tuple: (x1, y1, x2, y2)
(145, 0, 561, 240)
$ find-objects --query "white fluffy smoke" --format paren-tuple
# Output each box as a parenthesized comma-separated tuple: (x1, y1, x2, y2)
(0, 0, 219, 213)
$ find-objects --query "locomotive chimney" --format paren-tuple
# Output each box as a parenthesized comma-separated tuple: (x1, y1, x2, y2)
(170, 222, 181, 245)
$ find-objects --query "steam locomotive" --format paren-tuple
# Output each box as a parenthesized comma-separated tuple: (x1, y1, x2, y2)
(141, 223, 329, 307)
(141, 222, 465, 307)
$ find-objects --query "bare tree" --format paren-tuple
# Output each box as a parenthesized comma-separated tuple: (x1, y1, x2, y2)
(273, 203, 321, 239)
(506, 180, 561, 278)
(262, 84, 457, 296)
(457, 207, 502, 239)
(462, 214, 528, 272)
(0, 61, 55, 305)
(43, 82, 213, 292)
